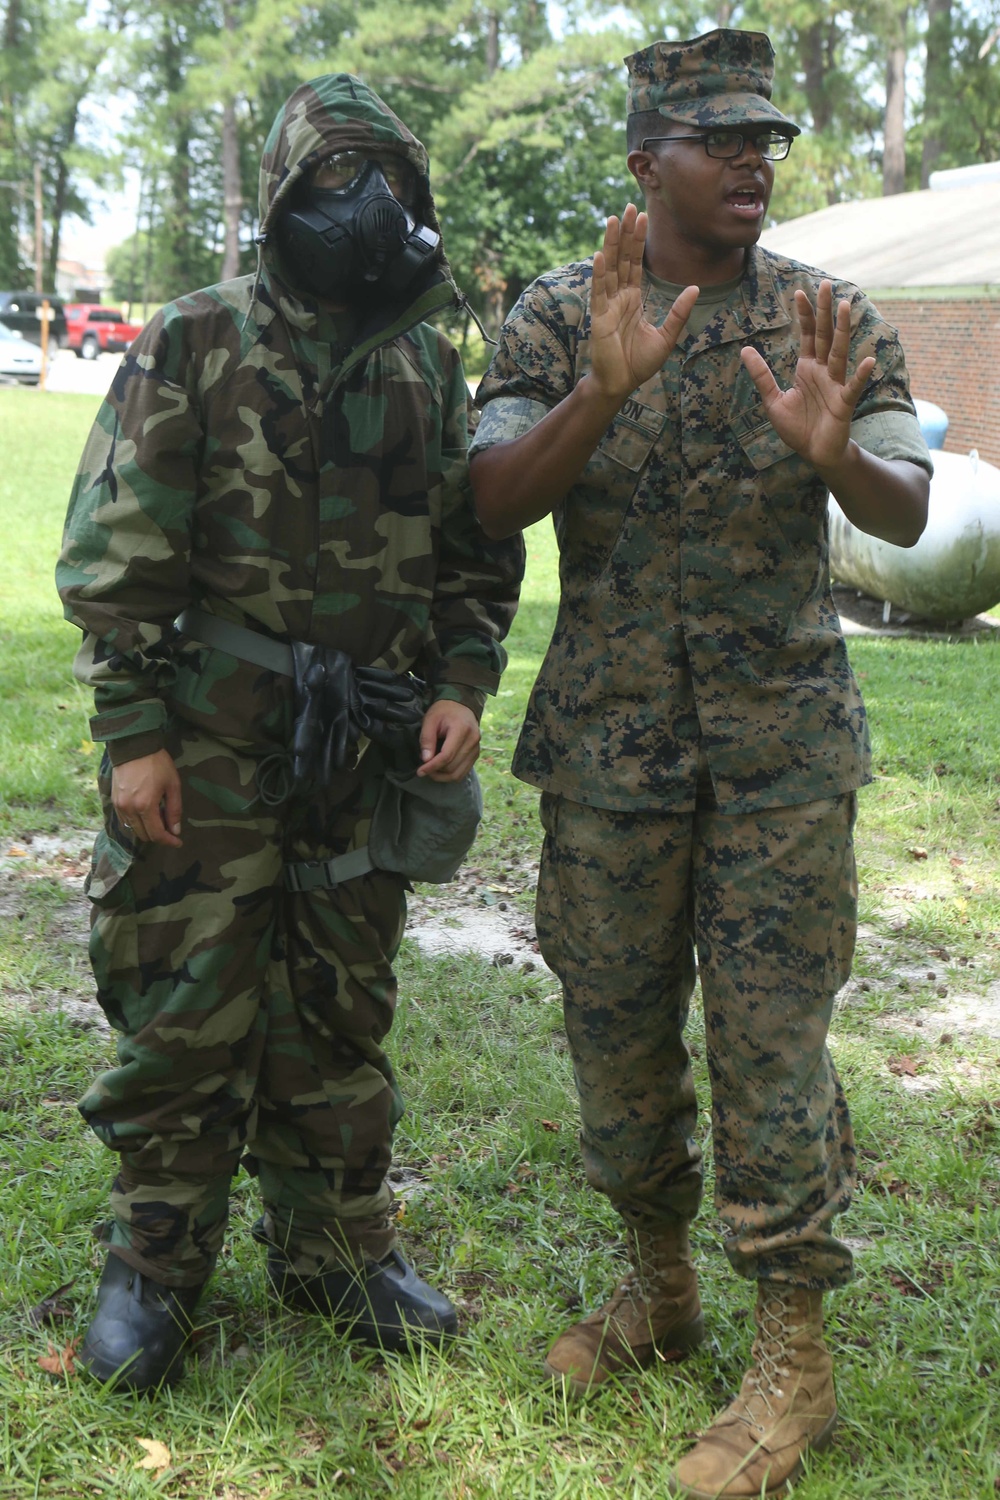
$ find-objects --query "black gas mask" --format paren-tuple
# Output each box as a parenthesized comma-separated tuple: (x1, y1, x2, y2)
(275, 151, 441, 302)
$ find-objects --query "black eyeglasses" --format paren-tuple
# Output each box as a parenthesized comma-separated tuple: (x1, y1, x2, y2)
(641, 130, 794, 161)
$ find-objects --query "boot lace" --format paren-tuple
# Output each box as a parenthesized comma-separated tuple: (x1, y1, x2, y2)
(632, 1225, 679, 1300)
(740, 1287, 799, 1427)
(599, 1227, 679, 1325)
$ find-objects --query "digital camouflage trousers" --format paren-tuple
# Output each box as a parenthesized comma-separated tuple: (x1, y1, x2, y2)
(82, 723, 407, 1287)
(535, 787, 858, 1289)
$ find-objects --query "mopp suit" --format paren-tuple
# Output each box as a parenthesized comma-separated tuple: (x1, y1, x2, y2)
(57, 73, 522, 1382)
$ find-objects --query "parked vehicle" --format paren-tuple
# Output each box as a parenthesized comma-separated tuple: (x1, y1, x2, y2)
(64, 303, 143, 360)
(0, 290, 67, 349)
(0, 324, 44, 385)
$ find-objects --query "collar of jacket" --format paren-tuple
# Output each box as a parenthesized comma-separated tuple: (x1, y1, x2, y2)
(681, 245, 792, 360)
(259, 260, 459, 391)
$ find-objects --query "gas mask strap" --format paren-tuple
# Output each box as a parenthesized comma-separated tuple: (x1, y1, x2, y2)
(457, 294, 497, 346)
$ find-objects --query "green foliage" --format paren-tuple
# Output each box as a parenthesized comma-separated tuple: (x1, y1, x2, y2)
(910, 5, 1000, 177)
(5, 0, 999, 320)
(0, 0, 132, 287)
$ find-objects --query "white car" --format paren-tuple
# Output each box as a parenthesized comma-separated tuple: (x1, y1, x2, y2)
(0, 323, 43, 385)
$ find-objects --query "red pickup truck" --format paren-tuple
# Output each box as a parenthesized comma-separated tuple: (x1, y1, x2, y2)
(64, 303, 143, 360)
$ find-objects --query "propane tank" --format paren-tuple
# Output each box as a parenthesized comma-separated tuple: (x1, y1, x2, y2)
(829, 447, 1000, 620)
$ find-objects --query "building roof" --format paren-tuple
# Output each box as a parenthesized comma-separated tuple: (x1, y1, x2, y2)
(760, 179, 1000, 290)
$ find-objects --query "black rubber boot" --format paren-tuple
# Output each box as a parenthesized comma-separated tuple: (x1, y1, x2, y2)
(266, 1246, 459, 1352)
(79, 1254, 206, 1392)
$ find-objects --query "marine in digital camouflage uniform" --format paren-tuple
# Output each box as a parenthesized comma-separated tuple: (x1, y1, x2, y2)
(57, 72, 522, 1391)
(469, 29, 930, 1498)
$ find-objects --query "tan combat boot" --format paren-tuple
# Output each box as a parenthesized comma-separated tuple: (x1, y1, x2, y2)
(544, 1221, 704, 1395)
(669, 1282, 838, 1499)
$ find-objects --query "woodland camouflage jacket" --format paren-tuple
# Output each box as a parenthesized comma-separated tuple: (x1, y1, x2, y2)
(473, 247, 931, 813)
(57, 74, 522, 766)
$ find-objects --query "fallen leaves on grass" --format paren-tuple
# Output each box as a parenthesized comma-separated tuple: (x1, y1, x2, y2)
(27, 1280, 75, 1328)
(37, 1338, 79, 1376)
(963, 1100, 1000, 1141)
(888, 1054, 924, 1076)
(858, 1160, 914, 1199)
(504, 1163, 537, 1195)
(134, 1438, 172, 1478)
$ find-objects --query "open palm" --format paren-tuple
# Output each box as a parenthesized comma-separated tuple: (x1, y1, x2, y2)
(589, 204, 699, 400)
(740, 280, 876, 470)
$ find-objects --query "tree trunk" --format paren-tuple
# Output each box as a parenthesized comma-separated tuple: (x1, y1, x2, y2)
(220, 99, 242, 279)
(921, 0, 951, 187)
(161, 12, 196, 292)
(0, 0, 24, 285)
(219, 1, 242, 280)
(486, 10, 499, 75)
(799, 19, 835, 132)
(45, 100, 81, 289)
(883, 7, 908, 196)
(795, 18, 841, 205)
(169, 123, 193, 284)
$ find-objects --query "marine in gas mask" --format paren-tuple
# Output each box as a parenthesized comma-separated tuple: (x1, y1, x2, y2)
(58, 72, 523, 1395)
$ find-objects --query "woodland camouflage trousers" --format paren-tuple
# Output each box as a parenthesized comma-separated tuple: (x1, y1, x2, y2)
(535, 787, 859, 1289)
(81, 723, 407, 1288)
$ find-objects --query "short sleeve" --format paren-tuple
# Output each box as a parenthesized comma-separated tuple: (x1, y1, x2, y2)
(468, 394, 551, 456)
(845, 293, 934, 475)
(850, 410, 933, 474)
(474, 262, 591, 426)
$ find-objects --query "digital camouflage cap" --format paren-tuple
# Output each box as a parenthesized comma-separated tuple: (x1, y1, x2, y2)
(625, 28, 801, 135)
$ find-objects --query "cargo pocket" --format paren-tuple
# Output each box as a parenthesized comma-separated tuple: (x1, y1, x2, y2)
(85, 829, 139, 1012)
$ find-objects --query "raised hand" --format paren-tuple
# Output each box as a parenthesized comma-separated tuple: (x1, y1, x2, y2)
(589, 203, 699, 401)
(740, 279, 876, 472)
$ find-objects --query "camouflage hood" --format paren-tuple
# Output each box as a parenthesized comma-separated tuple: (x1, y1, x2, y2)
(257, 72, 457, 306)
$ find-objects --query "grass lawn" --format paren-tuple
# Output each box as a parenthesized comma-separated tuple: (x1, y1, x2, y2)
(1, 385, 998, 1498)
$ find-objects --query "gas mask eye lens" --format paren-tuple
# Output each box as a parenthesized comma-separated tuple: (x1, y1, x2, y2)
(378, 159, 415, 203)
(313, 151, 367, 191)
(310, 152, 415, 203)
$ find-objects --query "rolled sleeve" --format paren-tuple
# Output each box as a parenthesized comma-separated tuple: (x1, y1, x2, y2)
(468, 395, 552, 456)
(851, 410, 934, 475)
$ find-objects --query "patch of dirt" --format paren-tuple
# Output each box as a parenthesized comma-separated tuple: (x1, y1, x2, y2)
(874, 989, 1000, 1043)
(6, 834, 1000, 1051)
(1, 831, 95, 879)
(833, 583, 1000, 638)
(406, 859, 549, 973)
